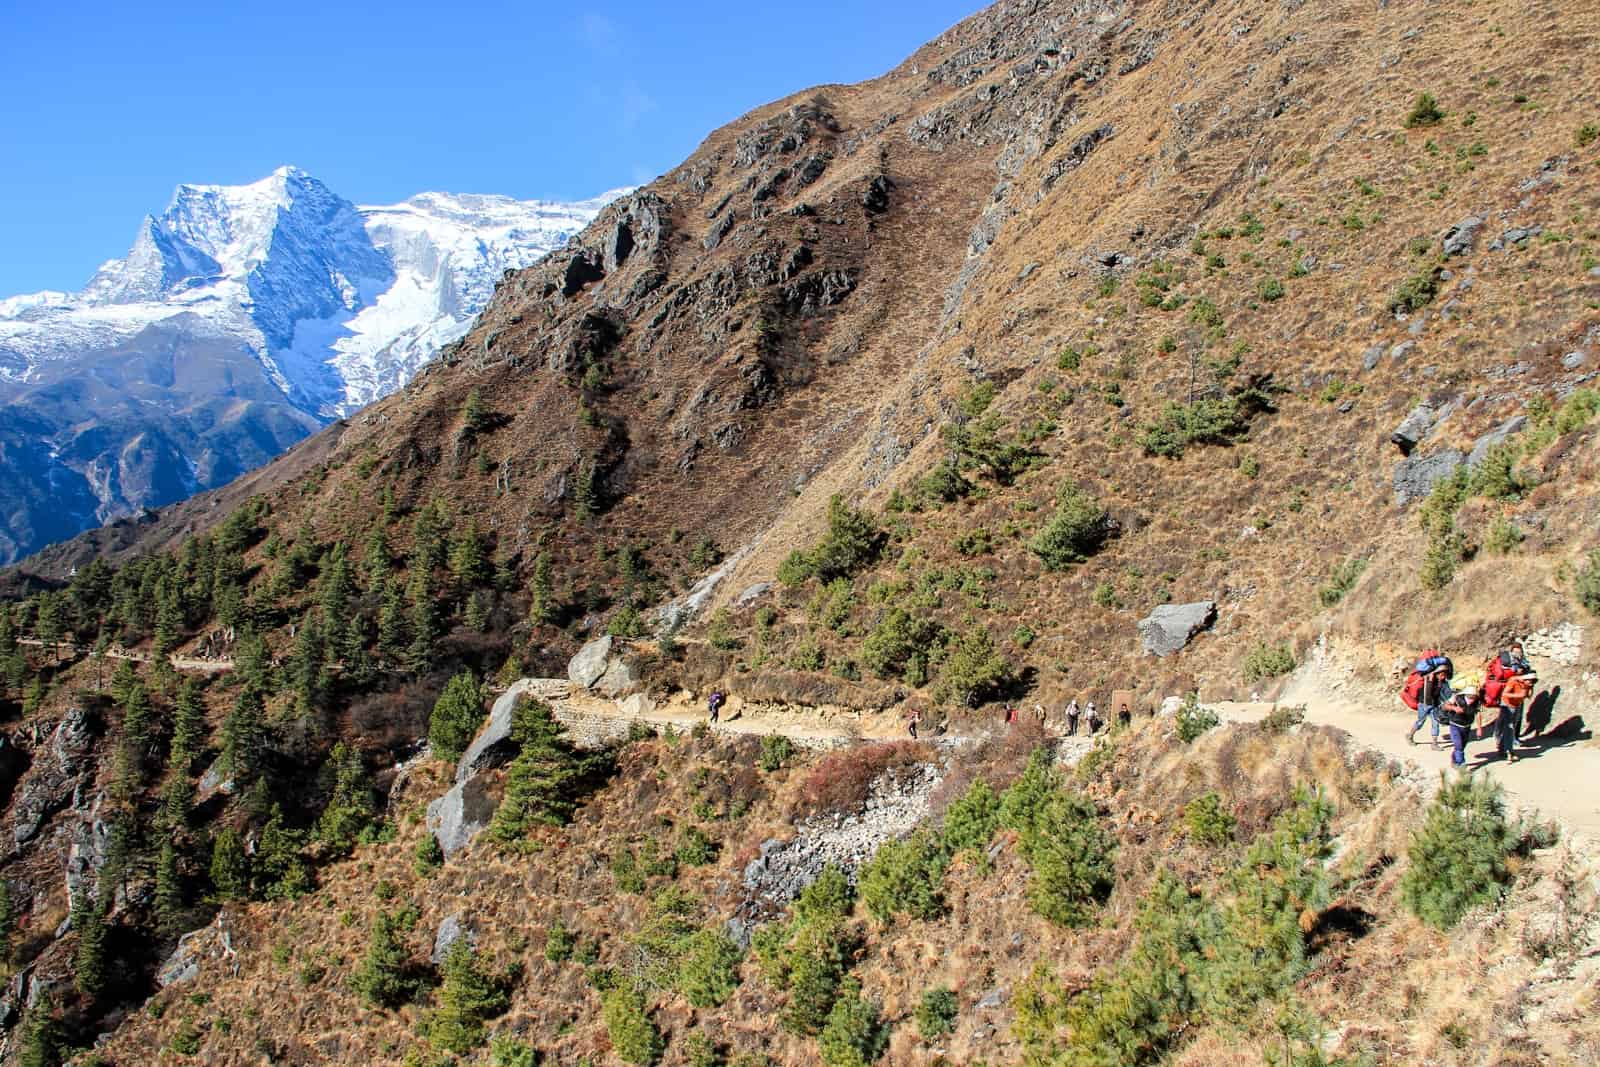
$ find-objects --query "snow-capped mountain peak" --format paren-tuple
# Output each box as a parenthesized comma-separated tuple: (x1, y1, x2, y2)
(0, 167, 624, 563)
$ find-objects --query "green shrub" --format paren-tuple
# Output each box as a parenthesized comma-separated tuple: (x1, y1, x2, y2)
(1471, 443, 1531, 500)
(413, 834, 444, 876)
(1256, 277, 1285, 302)
(1316, 557, 1366, 606)
(676, 928, 744, 1008)
(1260, 705, 1306, 733)
(917, 460, 974, 504)
(1028, 483, 1112, 569)
(788, 634, 825, 671)
(780, 497, 886, 586)
(1137, 397, 1249, 457)
(1421, 528, 1469, 590)
(1242, 643, 1295, 683)
(1389, 268, 1441, 314)
(818, 979, 889, 1067)
(1057, 347, 1082, 371)
(1018, 791, 1117, 926)
(1575, 122, 1599, 148)
(935, 626, 1011, 707)
(1175, 694, 1220, 743)
(490, 1036, 540, 1066)
(1576, 549, 1600, 616)
(545, 918, 576, 962)
(858, 830, 946, 924)
(759, 734, 795, 772)
(1404, 92, 1445, 128)
(602, 977, 665, 1065)
(708, 608, 740, 651)
(939, 778, 1001, 857)
(426, 940, 508, 1054)
(860, 608, 945, 683)
(952, 527, 993, 557)
(676, 826, 719, 867)
(428, 672, 482, 764)
(1402, 774, 1514, 929)
(349, 913, 421, 1008)
(1184, 792, 1237, 846)
(999, 748, 1062, 832)
(1486, 517, 1524, 555)
(915, 986, 959, 1039)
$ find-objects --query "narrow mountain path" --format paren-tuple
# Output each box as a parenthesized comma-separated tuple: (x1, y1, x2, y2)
(1210, 675, 1600, 839)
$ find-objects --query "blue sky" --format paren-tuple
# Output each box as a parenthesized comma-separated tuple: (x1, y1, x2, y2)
(0, 1, 983, 295)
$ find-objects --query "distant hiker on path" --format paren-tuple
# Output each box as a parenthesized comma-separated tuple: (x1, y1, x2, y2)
(1484, 641, 1536, 762)
(1084, 701, 1100, 735)
(1005, 705, 1018, 726)
(1404, 650, 1453, 748)
(1032, 703, 1047, 726)
(1065, 698, 1081, 736)
(907, 708, 921, 740)
(1442, 684, 1482, 768)
(707, 689, 724, 724)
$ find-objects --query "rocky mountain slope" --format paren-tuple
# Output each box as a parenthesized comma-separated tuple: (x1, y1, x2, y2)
(2, 0, 1600, 1063)
(0, 168, 620, 564)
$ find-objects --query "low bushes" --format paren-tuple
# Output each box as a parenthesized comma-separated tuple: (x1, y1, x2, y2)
(1028, 483, 1113, 570)
(1242, 643, 1296, 683)
(1401, 774, 1514, 929)
(794, 742, 928, 817)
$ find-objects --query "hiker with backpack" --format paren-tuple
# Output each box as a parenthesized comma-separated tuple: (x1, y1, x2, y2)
(907, 708, 921, 740)
(707, 689, 725, 724)
(1065, 698, 1081, 736)
(1084, 701, 1100, 735)
(1483, 641, 1536, 762)
(1403, 650, 1453, 748)
(1441, 684, 1483, 768)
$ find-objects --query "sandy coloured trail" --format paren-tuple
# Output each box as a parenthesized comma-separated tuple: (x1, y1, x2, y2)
(1211, 669, 1600, 840)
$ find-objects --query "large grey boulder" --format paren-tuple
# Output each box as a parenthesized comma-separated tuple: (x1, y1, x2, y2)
(1441, 215, 1484, 258)
(12, 707, 96, 846)
(1390, 403, 1436, 454)
(1393, 449, 1465, 506)
(431, 913, 477, 964)
(596, 657, 640, 698)
(425, 774, 497, 859)
(568, 636, 614, 689)
(455, 678, 540, 783)
(1467, 416, 1527, 468)
(1138, 602, 1217, 657)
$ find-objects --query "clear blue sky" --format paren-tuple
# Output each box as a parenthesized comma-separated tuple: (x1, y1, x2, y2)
(0, 0, 983, 295)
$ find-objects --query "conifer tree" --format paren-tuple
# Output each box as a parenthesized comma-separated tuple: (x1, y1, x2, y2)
(463, 591, 490, 632)
(16, 995, 62, 1067)
(221, 687, 268, 784)
(377, 578, 410, 666)
(406, 567, 439, 673)
(155, 839, 185, 938)
(210, 827, 249, 900)
(528, 551, 557, 625)
(490, 698, 586, 843)
(350, 912, 419, 1008)
(71, 891, 109, 998)
(449, 519, 490, 590)
(255, 805, 312, 901)
(364, 526, 392, 586)
(233, 631, 274, 696)
(157, 770, 193, 833)
(428, 672, 482, 763)
(170, 678, 206, 767)
(109, 658, 139, 704)
(315, 742, 377, 855)
(288, 613, 327, 720)
(427, 939, 507, 1054)
(1401, 774, 1514, 930)
(122, 682, 153, 751)
(0, 880, 14, 960)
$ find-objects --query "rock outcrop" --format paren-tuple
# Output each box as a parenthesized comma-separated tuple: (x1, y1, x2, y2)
(425, 774, 497, 859)
(1138, 602, 1217, 657)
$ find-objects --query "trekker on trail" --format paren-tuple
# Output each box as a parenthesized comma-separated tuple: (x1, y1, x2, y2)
(1484, 641, 1536, 762)
(907, 708, 921, 740)
(1005, 704, 1018, 726)
(707, 689, 724, 724)
(1065, 698, 1081, 736)
(1032, 703, 1047, 726)
(1404, 651, 1453, 748)
(1084, 701, 1100, 735)
(1442, 685, 1482, 768)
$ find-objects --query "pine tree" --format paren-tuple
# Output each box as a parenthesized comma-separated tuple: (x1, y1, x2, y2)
(350, 913, 419, 1008)
(71, 891, 109, 998)
(221, 687, 268, 784)
(318, 543, 354, 622)
(528, 550, 557, 625)
(288, 613, 327, 720)
(449, 519, 490, 590)
(377, 578, 410, 666)
(573, 460, 600, 520)
(428, 672, 482, 763)
(0, 880, 14, 960)
(364, 526, 392, 586)
(315, 742, 377, 855)
(171, 678, 206, 767)
(406, 567, 439, 673)
(233, 631, 274, 695)
(255, 805, 312, 901)
(411, 502, 447, 572)
(210, 827, 249, 900)
(109, 658, 139, 704)
(157, 770, 193, 833)
(462, 388, 490, 434)
(151, 576, 183, 659)
(122, 682, 153, 751)
(16, 995, 62, 1067)
(427, 939, 507, 1054)
(490, 698, 586, 843)
(155, 839, 185, 938)
(33, 593, 62, 656)
(463, 591, 490, 633)
(1401, 774, 1514, 930)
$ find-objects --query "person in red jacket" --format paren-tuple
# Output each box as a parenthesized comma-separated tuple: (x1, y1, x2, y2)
(1483, 642, 1535, 762)
(1482, 641, 1531, 708)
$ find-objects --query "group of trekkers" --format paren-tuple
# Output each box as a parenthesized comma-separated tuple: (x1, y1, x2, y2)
(905, 698, 1107, 739)
(1403, 640, 1540, 768)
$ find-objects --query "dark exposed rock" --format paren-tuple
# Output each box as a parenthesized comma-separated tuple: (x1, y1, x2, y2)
(455, 678, 541, 784)
(12, 706, 96, 846)
(862, 175, 895, 215)
(1040, 124, 1114, 194)
(704, 212, 735, 252)
(1390, 402, 1437, 455)
(559, 252, 605, 297)
(781, 270, 858, 315)
(792, 154, 830, 189)
(1440, 215, 1484, 258)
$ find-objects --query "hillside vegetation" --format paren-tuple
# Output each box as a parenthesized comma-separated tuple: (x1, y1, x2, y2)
(2, 0, 1600, 1063)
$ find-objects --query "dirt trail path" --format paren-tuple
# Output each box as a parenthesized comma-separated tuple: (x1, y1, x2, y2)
(1210, 669, 1600, 839)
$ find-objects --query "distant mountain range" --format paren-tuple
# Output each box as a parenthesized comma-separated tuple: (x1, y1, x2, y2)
(0, 166, 622, 563)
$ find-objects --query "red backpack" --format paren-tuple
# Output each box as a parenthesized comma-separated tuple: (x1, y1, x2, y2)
(1401, 670, 1426, 710)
